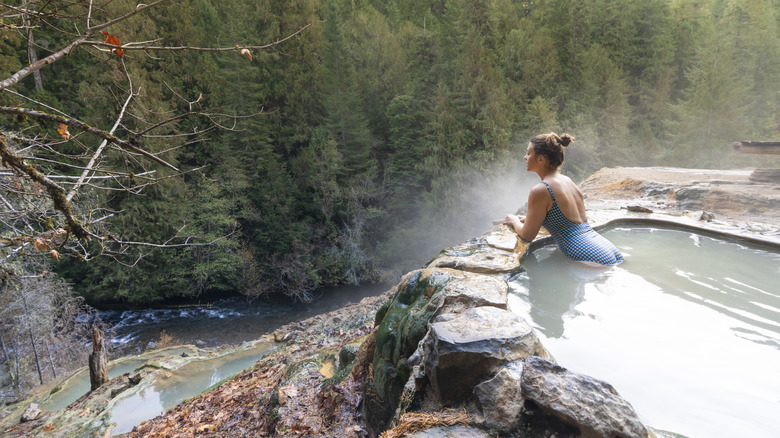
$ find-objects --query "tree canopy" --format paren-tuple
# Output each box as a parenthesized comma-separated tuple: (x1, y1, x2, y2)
(1, 0, 778, 308)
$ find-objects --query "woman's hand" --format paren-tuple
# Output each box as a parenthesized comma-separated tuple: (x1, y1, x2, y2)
(503, 214, 525, 226)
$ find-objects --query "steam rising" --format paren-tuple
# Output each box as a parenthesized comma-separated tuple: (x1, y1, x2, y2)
(378, 156, 538, 278)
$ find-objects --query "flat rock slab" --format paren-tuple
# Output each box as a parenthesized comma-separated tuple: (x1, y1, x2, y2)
(521, 356, 647, 438)
(427, 238, 523, 274)
(580, 166, 780, 228)
(436, 271, 508, 314)
(484, 226, 527, 252)
(425, 307, 547, 403)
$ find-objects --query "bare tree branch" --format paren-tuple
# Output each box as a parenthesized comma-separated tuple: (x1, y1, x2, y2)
(0, 107, 178, 171)
(0, 0, 318, 271)
(0, 37, 86, 92)
(104, 227, 237, 249)
(0, 135, 90, 239)
(119, 20, 322, 52)
(67, 59, 136, 202)
(85, 0, 172, 34)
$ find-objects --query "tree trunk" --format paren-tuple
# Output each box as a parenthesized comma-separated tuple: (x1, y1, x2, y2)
(12, 337, 20, 390)
(21, 291, 44, 385)
(89, 326, 108, 390)
(24, 13, 43, 90)
(45, 341, 57, 379)
(27, 325, 43, 385)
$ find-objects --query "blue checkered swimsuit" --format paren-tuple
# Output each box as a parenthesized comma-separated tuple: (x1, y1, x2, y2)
(540, 182, 624, 265)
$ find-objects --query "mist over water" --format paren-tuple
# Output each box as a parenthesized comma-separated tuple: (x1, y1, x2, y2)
(381, 158, 538, 275)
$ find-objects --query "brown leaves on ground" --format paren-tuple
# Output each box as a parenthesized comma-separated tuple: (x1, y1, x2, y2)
(125, 295, 386, 438)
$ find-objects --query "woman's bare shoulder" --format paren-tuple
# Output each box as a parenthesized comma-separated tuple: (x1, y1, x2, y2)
(529, 182, 552, 196)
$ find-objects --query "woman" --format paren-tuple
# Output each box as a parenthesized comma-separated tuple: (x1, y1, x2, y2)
(503, 132, 623, 266)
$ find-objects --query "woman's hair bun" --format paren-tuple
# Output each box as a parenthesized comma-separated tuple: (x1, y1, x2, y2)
(544, 132, 575, 148)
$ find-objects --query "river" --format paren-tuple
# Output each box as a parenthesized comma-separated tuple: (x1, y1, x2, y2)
(96, 283, 390, 355)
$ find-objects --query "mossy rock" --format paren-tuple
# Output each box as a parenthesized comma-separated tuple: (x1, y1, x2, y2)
(367, 269, 453, 431)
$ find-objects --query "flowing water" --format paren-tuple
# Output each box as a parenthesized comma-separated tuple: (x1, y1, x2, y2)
(98, 283, 390, 353)
(507, 226, 780, 438)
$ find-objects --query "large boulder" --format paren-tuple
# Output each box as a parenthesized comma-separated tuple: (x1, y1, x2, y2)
(424, 307, 548, 404)
(367, 268, 513, 431)
(521, 356, 647, 438)
(368, 269, 457, 431)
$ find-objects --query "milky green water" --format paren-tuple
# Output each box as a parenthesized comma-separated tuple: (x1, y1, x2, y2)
(40, 358, 149, 412)
(507, 227, 780, 438)
(109, 343, 273, 435)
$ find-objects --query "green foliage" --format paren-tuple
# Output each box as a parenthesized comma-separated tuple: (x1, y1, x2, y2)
(17, 0, 775, 305)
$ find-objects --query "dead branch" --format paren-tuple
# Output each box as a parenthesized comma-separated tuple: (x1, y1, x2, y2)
(0, 38, 86, 91)
(118, 20, 321, 52)
(0, 107, 178, 171)
(67, 60, 137, 202)
(85, 0, 172, 34)
(0, 135, 90, 239)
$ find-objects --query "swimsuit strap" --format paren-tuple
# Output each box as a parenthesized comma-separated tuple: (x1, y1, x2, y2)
(540, 181, 557, 203)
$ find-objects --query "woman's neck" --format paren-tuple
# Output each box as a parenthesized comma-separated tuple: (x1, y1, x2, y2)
(536, 167, 558, 180)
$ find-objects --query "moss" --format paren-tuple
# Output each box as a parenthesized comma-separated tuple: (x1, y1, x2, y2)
(268, 406, 281, 431)
(368, 269, 452, 431)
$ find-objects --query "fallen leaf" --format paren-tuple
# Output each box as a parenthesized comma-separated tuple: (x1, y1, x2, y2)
(240, 48, 252, 61)
(57, 123, 70, 140)
(278, 385, 298, 404)
(197, 424, 216, 432)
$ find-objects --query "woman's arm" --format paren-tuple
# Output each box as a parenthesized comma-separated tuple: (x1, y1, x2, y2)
(503, 184, 549, 242)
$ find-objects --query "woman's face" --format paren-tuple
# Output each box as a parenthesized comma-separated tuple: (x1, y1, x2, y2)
(524, 142, 536, 171)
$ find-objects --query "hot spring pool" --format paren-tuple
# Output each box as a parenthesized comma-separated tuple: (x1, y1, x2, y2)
(507, 226, 780, 438)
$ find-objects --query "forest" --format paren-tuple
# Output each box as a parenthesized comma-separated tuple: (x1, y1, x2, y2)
(1, 0, 779, 393)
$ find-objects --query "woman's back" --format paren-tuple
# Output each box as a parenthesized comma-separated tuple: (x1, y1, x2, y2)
(540, 174, 587, 223)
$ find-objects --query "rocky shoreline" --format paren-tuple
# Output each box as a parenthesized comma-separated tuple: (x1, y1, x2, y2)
(1, 167, 777, 438)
